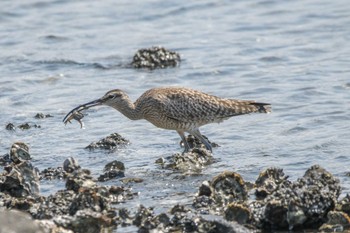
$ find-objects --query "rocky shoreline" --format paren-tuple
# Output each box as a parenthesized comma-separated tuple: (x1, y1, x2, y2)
(1, 136, 350, 233)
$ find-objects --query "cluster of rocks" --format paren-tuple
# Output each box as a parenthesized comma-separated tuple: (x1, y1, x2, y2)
(131, 46, 181, 69)
(1, 138, 350, 232)
(193, 165, 349, 231)
(5, 113, 53, 131)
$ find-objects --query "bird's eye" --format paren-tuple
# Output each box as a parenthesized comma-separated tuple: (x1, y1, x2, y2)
(108, 95, 114, 99)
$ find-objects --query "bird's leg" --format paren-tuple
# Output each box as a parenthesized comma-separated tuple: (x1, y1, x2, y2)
(177, 130, 191, 153)
(189, 129, 212, 152)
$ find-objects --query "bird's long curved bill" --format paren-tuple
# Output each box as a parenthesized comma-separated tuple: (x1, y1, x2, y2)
(62, 99, 102, 123)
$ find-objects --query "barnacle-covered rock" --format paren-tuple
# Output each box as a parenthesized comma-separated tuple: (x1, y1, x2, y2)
(319, 211, 350, 232)
(250, 165, 341, 230)
(193, 171, 247, 215)
(211, 171, 248, 206)
(40, 158, 79, 180)
(65, 169, 95, 192)
(98, 160, 125, 182)
(336, 194, 350, 216)
(162, 148, 214, 172)
(40, 167, 65, 180)
(180, 134, 219, 151)
(224, 203, 252, 224)
(63, 157, 80, 173)
(0, 161, 40, 197)
(255, 167, 290, 199)
(131, 46, 180, 69)
(86, 133, 129, 150)
(10, 142, 31, 164)
(53, 209, 114, 233)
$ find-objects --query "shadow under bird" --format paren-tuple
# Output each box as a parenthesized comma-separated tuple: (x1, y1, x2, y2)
(63, 87, 271, 153)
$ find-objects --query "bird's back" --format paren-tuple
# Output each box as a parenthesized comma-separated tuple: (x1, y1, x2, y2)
(134, 87, 270, 129)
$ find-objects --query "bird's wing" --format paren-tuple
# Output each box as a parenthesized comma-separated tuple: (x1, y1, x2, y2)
(158, 90, 259, 124)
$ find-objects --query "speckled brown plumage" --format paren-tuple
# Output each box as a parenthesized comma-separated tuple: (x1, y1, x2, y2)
(63, 87, 271, 153)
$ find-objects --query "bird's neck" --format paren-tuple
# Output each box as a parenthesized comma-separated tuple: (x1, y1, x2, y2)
(110, 99, 143, 120)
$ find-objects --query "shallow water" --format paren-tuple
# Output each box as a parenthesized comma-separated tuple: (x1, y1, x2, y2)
(1, 0, 350, 213)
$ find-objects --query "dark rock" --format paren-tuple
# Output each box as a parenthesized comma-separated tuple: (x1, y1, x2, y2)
(98, 160, 125, 182)
(63, 157, 80, 173)
(65, 169, 95, 192)
(0, 161, 40, 197)
(40, 167, 66, 180)
(34, 113, 53, 119)
(86, 133, 129, 150)
(131, 46, 180, 69)
(5, 123, 15, 130)
(18, 123, 41, 130)
(10, 142, 31, 164)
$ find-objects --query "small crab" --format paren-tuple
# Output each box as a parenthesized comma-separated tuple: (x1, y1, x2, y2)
(63, 98, 102, 128)
(64, 110, 84, 128)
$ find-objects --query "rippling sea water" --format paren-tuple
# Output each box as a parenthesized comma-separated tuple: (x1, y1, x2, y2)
(1, 0, 350, 212)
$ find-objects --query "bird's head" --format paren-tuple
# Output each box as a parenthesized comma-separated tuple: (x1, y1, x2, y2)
(63, 89, 128, 124)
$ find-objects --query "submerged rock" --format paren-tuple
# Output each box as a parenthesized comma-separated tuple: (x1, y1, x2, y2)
(34, 113, 53, 119)
(5, 123, 15, 130)
(86, 133, 129, 150)
(98, 160, 125, 182)
(18, 123, 41, 130)
(131, 46, 181, 69)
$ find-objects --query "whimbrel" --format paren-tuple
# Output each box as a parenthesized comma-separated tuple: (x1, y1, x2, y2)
(63, 87, 271, 152)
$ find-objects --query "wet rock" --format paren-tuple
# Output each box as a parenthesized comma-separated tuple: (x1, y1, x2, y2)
(0, 191, 38, 211)
(40, 158, 79, 180)
(193, 171, 247, 215)
(98, 160, 125, 182)
(224, 203, 252, 224)
(18, 122, 41, 130)
(65, 169, 96, 192)
(319, 211, 350, 232)
(53, 209, 114, 233)
(10, 142, 31, 164)
(120, 177, 144, 184)
(211, 171, 248, 206)
(0, 209, 45, 233)
(0, 161, 40, 197)
(86, 133, 129, 150)
(5, 122, 15, 130)
(131, 46, 180, 69)
(0, 153, 11, 166)
(336, 194, 350, 216)
(254, 167, 290, 199)
(34, 113, 53, 119)
(162, 148, 214, 172)
(63, 157, 80, 173)
(40, 167, 66, 180)
(193, 165, 341, 231)
(180, 134, 219, 150)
